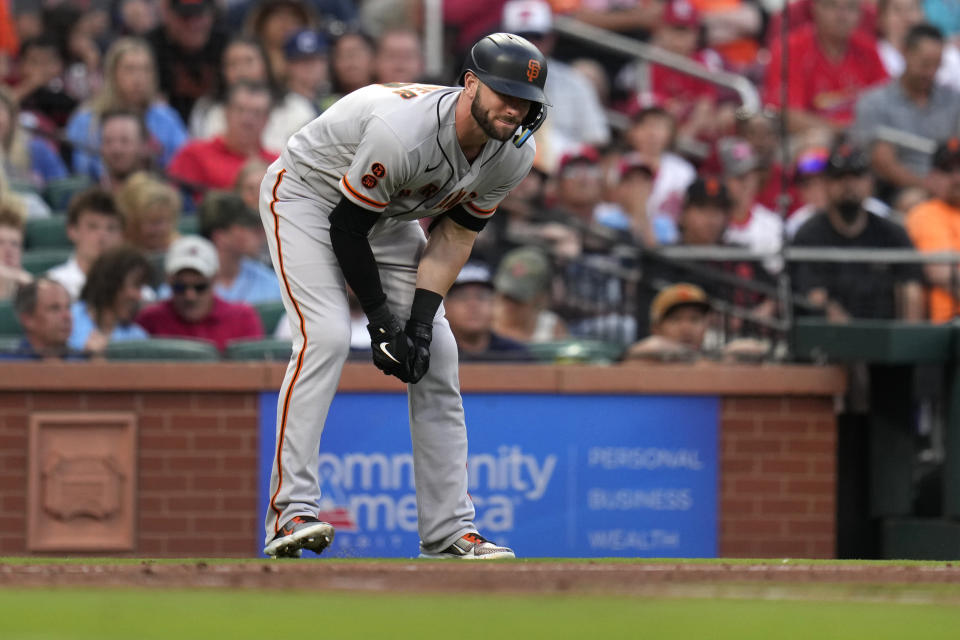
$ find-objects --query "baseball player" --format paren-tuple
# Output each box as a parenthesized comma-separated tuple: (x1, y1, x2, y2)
(260, 33, 549, 559)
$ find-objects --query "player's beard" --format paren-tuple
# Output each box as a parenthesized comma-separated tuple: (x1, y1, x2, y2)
(471, 92, 519, 142)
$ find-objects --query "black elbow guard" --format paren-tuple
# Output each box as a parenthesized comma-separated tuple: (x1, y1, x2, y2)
(445, 204, 489, 232)
(328, 196, 382, 236)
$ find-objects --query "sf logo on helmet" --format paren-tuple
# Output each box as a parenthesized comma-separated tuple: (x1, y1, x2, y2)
(527, 59, 541, 82)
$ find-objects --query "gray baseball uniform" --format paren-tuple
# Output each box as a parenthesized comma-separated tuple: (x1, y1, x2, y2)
(259, 82, 535, 555)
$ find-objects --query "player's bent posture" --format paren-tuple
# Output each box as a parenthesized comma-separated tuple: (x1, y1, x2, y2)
(260, 33, 549, 559)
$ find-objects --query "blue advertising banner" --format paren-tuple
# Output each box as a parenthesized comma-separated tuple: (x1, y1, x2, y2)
(259, 392, 718, 558)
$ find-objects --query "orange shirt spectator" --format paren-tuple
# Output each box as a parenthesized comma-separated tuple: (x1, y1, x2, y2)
(906, 198, 960, 321)
(905, 138, 960, 322)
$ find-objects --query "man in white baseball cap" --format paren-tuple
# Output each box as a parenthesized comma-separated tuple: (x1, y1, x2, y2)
(135, 235, 264, 350)
(501, 0, 610, 165)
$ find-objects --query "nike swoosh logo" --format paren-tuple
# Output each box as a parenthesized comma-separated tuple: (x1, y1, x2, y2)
(425, 161, 441, 172)
(378, 342, 400, 364)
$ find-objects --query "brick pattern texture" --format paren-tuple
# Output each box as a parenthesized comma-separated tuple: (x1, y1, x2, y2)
(0, 392, 259, 556)
(720, 397, 836, 558)
(0, 392, 837, 558)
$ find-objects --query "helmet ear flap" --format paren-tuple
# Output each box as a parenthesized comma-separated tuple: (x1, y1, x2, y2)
(513, 104, 547, 148)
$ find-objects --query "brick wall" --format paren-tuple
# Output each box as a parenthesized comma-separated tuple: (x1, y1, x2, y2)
(720, 397, 836, 558)
(0, 391, 260, 556)
(0, 363, 842, 558)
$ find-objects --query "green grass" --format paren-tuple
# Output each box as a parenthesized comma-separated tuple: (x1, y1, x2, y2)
(0, 589, 959, 640)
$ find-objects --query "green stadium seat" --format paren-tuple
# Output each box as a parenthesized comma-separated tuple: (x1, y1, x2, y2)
(104, 338, 220, 361)
(24, 216, 70, 250)
(254, 301, 286, 334)
(177, 216, 199, 236)
(527, 339, 625, 364)
(225, 338, 293, 361)
(0, 300, 22, 335)
(20, 248, 71, 276)
(8, 179, 38, 194)
(43, 176, 92, 211)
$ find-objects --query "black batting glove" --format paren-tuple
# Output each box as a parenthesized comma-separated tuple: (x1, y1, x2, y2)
(367, 304, 414, 383)
(405, 318, 433, 384)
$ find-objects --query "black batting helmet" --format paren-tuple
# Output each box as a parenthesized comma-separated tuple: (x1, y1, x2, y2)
(459, 33, 550, 147)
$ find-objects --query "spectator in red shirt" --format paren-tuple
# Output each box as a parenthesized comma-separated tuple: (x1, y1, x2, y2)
(764, 0, 888, 133)
(767, 0, 877, 45)
(651, 0, 723, 127)
(618, 0, 735, 148)
(136, 235, 264, 351)
(167, 81, 278, 200)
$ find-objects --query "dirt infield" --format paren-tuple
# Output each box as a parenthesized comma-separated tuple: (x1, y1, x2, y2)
(3, 561, 960, 595)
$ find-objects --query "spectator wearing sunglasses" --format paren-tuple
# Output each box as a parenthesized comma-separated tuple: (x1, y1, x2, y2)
(136, 235, 264, 350)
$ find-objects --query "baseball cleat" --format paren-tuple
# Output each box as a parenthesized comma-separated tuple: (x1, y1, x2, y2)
(418, 532, 515, 559)
(264, 515, 335, 558)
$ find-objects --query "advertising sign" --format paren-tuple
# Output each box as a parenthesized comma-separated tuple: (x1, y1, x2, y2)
(259, 393, 718, 557)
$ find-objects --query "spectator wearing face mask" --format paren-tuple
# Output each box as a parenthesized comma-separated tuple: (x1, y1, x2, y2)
(792, 143, 924, 322)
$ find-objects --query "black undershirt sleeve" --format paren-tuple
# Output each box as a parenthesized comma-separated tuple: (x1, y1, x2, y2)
(328, 196, 387, 315)
(443, 204, 488, 232)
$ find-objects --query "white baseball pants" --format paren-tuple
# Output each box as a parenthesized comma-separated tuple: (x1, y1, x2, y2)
(258, 161, 476, 555)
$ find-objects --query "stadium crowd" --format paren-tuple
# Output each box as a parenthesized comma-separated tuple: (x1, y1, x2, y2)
(0, 0, 958, 363)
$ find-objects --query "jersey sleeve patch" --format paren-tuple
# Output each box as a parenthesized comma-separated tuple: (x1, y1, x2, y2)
(341, 175, 389, 210)
(340, 116, 410, 212)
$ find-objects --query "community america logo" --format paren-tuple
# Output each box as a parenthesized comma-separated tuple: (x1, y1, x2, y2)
(315, 447, 557, 534)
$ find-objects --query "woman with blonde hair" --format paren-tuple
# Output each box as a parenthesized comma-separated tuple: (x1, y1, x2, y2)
(116, 171, 181, 256)
(0, 197, 31, 301)
(64, 37, 188, 180)
(0, 86, 68, 191)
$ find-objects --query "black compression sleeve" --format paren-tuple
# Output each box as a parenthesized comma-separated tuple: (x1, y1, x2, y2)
(445, 204, 488, 232)
(410, 288, 443, 324)
(328, 196, 387, 315)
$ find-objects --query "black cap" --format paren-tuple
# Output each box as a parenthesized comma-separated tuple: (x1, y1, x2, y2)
(684, 177, 732, 211)
(826, 143, 869, 178)
(459, 33, 550, 106)
(199, 191, 260, 238)
(933, 137, 960, 172)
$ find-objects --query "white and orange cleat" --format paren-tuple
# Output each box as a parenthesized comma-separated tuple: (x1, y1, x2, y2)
(419, 533, 515, 559)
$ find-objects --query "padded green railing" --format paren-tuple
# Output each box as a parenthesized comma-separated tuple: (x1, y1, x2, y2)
(225, 338, 293, 361)
(104, 338, 220, 361)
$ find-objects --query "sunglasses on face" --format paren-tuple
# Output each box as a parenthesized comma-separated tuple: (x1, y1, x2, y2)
(171, 281, 211, 294)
